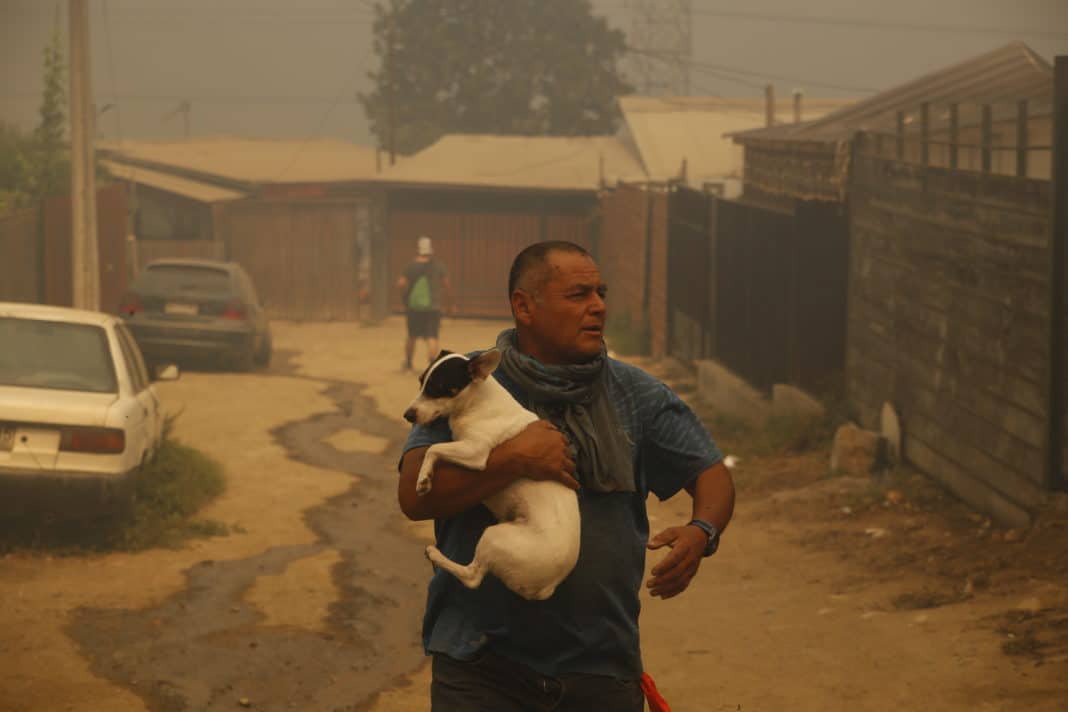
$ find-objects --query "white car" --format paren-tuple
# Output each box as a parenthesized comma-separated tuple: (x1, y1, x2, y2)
(0, 302, 177, 516)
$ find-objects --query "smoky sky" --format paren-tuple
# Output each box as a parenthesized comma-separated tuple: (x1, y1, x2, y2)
(2, 0, 1066, 146)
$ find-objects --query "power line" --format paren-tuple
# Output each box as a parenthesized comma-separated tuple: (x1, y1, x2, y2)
(625, 46, 878, 94)
(686, 7, 1068, 41)
(687, 70, 767, 93)
(4, 93, 361, 104)
(269, 49, 374, 183)
(601, 2, 1068, 40)
(87, 7, 377, 24)
(687, 59, 878, 94)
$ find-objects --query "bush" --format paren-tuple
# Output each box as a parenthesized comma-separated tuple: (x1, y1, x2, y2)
(114, 435, 228, 550)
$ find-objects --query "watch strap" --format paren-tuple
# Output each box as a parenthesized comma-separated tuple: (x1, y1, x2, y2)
(687, 519, 720, 557)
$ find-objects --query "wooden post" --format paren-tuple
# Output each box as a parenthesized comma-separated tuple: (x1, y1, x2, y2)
(793, 90, 802, 124)
(895, 111, 905, 160)
(69, 0, 99, 310)
(386, 5, 397, 165)
(920, 102, 930, 166)
(948, 104, 959, 169)
(981, 104, 993, 173)
(765, 84, 776, 127)
(1048, 56, 1067, 491)
(1017, 99, 1029, 177)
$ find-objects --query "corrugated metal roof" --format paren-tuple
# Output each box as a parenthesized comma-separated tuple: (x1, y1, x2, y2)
(620, 95, 855, 184)
(97, 138, 383, 186)
(375, 135, 647, 192)
(733, 42, 1053, 144)
(102, 160, 246, 203)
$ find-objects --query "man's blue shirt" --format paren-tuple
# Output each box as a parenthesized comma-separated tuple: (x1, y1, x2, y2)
(401, 355, 722, 679)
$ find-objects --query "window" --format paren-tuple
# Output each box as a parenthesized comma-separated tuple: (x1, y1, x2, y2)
(0, 318, 117, 393)
(140, 265, 234, 296)
(115, 324, 150, 392)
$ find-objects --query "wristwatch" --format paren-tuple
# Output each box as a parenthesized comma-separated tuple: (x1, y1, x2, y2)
(687, 519, 721, 557)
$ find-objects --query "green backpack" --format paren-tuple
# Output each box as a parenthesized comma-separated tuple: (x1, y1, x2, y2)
(407, 272, 433, 310)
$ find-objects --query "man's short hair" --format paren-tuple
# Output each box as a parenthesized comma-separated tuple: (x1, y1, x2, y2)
(508, 241, 592, 297)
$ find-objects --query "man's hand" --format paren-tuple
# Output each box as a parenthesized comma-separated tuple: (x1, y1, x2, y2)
(646, 525, 707, 599)
(498, 420, 580, 491)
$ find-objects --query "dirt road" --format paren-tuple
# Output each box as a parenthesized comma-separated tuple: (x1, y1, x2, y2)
(2, 318, 1065, 711)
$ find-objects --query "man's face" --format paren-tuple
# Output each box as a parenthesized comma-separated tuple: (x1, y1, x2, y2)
(514, 251, 607, 365)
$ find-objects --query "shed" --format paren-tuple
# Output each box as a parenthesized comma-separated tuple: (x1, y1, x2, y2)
(99, 138, 388, 321)
(732, 42, 1055, 203)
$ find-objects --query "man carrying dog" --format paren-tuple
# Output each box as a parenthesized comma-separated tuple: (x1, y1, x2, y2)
(398, 240, 734, 711)
(397, 235, 453, 370)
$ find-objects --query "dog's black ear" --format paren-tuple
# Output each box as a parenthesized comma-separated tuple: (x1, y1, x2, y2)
(435, 349, 453, 361)
(469, 349, 501, 382)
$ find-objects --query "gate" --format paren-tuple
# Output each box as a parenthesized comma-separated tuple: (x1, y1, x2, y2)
(666, 187, 712, 364)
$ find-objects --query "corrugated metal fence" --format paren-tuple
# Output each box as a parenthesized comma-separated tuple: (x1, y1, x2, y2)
(0, 205, 41, 303)
(388, 196, 595, 318)
(222, 199, 372, 321)
(0, 184, 128, 310)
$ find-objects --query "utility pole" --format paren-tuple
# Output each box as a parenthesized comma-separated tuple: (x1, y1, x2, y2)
(625, 0, 692, 95)
(386, 6, 396, 165)
(69, 0, 99, 311)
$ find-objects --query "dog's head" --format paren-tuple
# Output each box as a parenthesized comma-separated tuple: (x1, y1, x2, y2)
(403, 349, 502, 425)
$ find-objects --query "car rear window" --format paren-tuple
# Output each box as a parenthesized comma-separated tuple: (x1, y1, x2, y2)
(0, 318, 117, 393)
(141, 265, 233, 295)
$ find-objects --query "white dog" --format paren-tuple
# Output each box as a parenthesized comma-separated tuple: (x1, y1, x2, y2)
(403, 349, 580, 601)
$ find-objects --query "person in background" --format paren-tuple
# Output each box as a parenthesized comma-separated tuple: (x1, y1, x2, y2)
(397, 235, 453, 370)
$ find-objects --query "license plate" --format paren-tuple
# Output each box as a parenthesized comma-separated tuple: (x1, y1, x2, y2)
(0, 426, 13, 452)
(164, 302, 198, 316)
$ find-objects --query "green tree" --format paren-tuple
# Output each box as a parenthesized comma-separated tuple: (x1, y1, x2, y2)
(360, 0, 633, 155)
(0, 122, 32, 213)
(28, 21, 69, 198)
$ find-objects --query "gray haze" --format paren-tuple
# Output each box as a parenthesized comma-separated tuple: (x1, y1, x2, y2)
(2, 0, 1067, 147)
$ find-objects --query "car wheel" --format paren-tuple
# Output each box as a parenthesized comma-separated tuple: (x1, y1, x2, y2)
(254, 332, 272, 367)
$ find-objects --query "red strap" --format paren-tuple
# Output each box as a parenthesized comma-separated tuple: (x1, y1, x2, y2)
(640, 672, 672, 712)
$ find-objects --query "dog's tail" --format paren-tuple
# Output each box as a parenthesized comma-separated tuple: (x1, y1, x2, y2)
(425, 545, 488, 589)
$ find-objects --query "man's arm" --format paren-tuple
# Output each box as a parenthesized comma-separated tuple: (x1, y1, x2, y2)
(646, 461, 735, 599)
(398, 420, 579, 521)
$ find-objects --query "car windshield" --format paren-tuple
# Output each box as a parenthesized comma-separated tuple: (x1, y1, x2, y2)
(141, 265, 233, 295)
(0, 318, 117, 393)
